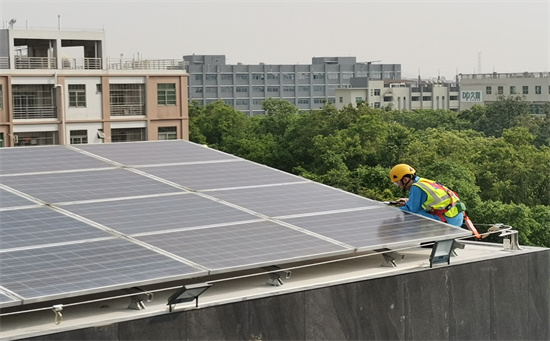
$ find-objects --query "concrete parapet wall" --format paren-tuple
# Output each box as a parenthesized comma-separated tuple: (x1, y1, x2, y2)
(21, 249, 549, 341)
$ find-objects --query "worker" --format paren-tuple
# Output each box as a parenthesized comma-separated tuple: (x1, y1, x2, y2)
(389, 164, 465, 227)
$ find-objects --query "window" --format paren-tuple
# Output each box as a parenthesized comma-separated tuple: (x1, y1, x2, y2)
(194, 88, 203, 94)
(412, 96, 420, 101)
(535, 86, 541, 94)
(221, 74, 232, 80)
(194, 75, 203, 81)
(297, 98, 309, 104)
(339, 97, 343, 103)
(223, 99, 233, 106)
(70, 130, 88, 144)
(109, 84, 145, 116)
(158, 126, 177, 140)
(422, 96, 431, 101)
(313, 86, 324, 92)
(522, 86, 529, 95)
(342, 73, 353, 80)
(450, 95, 458, 100)
(373, 89, 380, 96)
(252, 74, 264, 80)
(111, 127, 145, 143)
(252, 99, 263, 105)
(220, 87, 232, 93)
(236, 86, 248, 93)
(236, 99, 249, 106)
(68, 84, 86, 107)
(355, 97, 363, 103)
(313, 98, 325, 104)
(486, 86, 492, 95)
(157, 83, 176, 105)
(267, 87, 279, 93)
(205, 74, 217, 81)
(297, 86, 310, 92)
(0, 85, 2, 109)
(252, 86, 264, 93)
(313, 73, 325, 80)
(283, 86, 294, 92)
(266, 73, 279, 80)
(327, 73, 338, 80)
(510, 86, 516, 94)
(283, 73, 295, 80)
(297, 73, 310, 80)
(373, 102, 380, 108)
(205, 87, 217, 93)
(236, 74, 248, 80)
(498, 86, 504, 95)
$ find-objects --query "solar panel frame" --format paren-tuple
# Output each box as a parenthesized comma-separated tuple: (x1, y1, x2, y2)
(0, 238, 207, 305)
(73, 140, 238, 166)
(0, 146, 113, 175)
(0, 168, 185, 204)
(204, 182, 381, 217)
(59, 193, 263, 235)
(280, 208, 472, 251)
(135, 220, 352, 273)
(0, 207, 115, 250)
(138, 159, 306, 191)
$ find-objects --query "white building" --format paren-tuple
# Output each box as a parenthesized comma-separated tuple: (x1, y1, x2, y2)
(0, 27, 189, 147)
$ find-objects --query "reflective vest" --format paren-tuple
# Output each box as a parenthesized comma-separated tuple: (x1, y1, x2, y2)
(413, 178, 461, 220)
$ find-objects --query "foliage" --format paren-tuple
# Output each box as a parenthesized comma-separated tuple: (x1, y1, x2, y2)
(188, 96, 550, 247)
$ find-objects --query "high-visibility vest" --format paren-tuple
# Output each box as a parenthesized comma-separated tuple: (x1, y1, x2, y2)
(413, 178, 461, 219)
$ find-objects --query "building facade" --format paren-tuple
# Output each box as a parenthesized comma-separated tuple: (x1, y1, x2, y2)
(0, 28, 189, 147)
(458, 72, 550, 114)
(184, 55, 401, 116)
(334, 72, 550, 113)
(334, 78, 461, 111)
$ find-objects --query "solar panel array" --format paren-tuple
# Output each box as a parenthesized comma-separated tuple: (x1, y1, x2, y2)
(0, 140, 471, 308)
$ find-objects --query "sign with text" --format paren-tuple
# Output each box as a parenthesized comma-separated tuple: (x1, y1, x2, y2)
(461, 91, 482, 102)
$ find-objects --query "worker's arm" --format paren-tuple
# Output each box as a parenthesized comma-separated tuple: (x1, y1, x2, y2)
(399, 186, 429, 215)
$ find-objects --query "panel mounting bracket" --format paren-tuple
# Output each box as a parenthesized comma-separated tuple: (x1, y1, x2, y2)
(262, 265, 291, 286)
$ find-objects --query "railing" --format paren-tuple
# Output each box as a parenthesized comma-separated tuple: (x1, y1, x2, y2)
(107, 58, 185, 71)
(2, 57, 186, 71)
(460, 72, 550, 80)
(13, 107, 57, 119)
(110, 104, 145, 116)
(15, 57, 56, 69)
(62, 58, 102, 70)
(0, 57, 8, 69)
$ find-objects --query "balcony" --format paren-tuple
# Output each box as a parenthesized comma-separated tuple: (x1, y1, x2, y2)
(0, 57, 185, 71)
(13, 106, 57, 119)
(110, 104, 145, 116)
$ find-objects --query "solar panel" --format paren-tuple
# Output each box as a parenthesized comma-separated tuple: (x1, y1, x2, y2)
(0, 207, 114, 250)
(280, 208, 471, 251)
(0, 168, 184, 204)
(0, 146, 111, 175)
(74, 140, 237, 166)
(135, 220, 350, 272)
(0, 140, 475, 308)
(0, 290, 19, 307)
(205, 182, 380, 217)
(60, 193, 261, 235)
(0, 238, 206, 305)
(0, 188, 37, 208)
(138, 160, 305, 191)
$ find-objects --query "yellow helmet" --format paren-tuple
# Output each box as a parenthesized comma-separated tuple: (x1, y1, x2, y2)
(389, 164, 416, 183)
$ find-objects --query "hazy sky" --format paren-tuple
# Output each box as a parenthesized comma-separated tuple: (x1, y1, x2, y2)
(1, 0, 548, 79)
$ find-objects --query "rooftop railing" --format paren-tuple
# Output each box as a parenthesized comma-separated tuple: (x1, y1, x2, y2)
(0, 57, 186, 71)
(460, 72, 549, 80)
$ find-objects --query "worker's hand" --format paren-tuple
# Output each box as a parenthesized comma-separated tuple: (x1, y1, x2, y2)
(396, 198, 408, 207)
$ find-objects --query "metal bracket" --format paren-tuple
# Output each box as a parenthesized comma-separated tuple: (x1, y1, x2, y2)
(375, 249, 405, 267)
(499, 229, 522, 251)
(451, 240, 465, 257)
(52, 304, 63, 325)
(123, 287, 153, 310)
(262, 265, 291, 286)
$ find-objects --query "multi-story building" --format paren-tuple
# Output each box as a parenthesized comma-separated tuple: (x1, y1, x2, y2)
(184, 55, 401, 116)
(334, 77, 460, 111)
(0, 28, 189, 147)
(335, 72, 550, 114)
(458, 72, 550, 114)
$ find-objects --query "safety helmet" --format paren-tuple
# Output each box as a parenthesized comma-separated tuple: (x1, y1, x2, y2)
(389, 164, 416, 183)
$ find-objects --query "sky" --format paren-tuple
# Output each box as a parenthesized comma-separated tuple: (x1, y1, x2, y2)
(1, 0, 549, 80)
